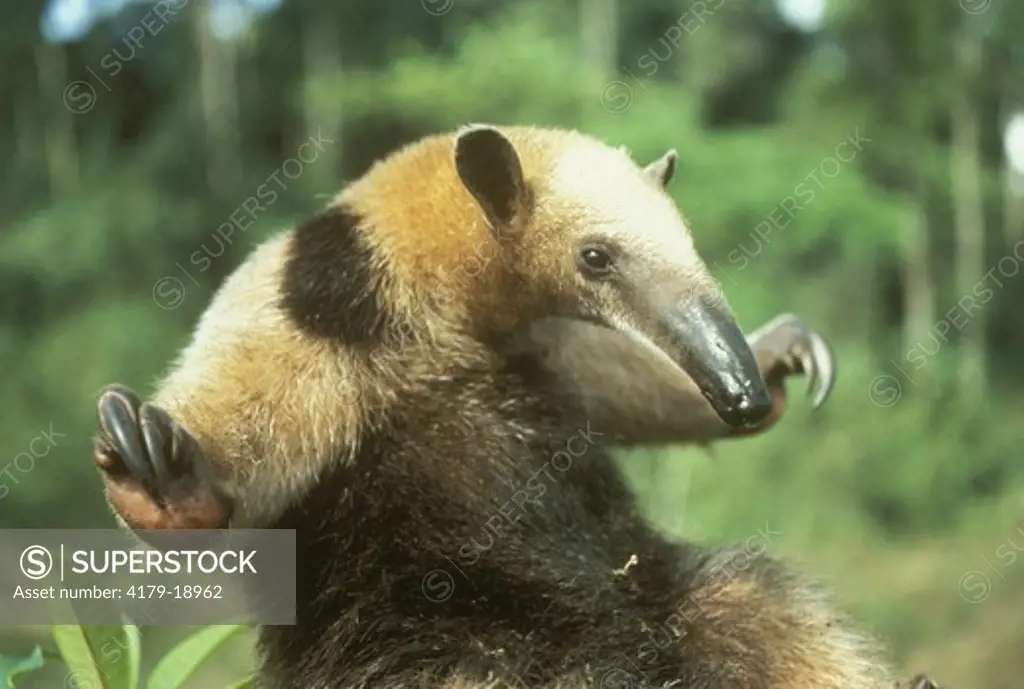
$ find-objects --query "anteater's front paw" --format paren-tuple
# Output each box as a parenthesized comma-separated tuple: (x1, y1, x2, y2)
(93, 384, 231, 530)
(748, 313, 836, 409)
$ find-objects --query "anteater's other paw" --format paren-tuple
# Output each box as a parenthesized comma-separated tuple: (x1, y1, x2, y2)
(747, 313, 836, 410)
(93, 384, 230, 530)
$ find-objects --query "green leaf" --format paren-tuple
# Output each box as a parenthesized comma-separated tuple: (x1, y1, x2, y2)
(52, 624, 143, 689)
(120, 624, 142, 689)
(0, 646, 47, 688)
(147, 625, 248, 689)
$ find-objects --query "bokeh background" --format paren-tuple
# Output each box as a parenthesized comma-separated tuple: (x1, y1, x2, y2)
(2, 0, 1024, 686)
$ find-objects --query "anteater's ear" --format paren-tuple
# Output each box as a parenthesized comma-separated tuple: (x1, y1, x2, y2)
(454, 125, 527, 234)
(644, 148, 677, 188)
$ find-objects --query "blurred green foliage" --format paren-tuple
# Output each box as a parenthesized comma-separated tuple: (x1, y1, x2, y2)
(0, 624, 255, 688)
(1, 0, 1024, 686)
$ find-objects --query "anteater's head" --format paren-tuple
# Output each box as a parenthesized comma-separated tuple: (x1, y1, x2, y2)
(448, 124, 772, 429)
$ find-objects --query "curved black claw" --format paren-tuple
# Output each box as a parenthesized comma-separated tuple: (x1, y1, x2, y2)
(747, 314, 836, 410)
(95, 384, 205, 506)
(98, 384, 157, 497)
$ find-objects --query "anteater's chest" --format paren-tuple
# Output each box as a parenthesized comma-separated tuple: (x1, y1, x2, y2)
(275, 367, 638, 593)
(260, 368, 679, 687)
(288, 366, 629, 551)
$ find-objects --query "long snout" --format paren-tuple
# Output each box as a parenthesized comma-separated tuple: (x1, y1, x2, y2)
(657, 296, 773, 429)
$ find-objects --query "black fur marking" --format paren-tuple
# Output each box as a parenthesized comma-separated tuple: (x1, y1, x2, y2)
(280, 204, 391, 343)
(455, 127, 526, 231)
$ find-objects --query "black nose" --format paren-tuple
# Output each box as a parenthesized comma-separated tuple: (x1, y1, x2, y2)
(660, 295, 774, 429)
(711, 380, 773, 429)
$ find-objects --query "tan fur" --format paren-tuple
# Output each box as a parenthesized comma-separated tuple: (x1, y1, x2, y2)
(676, 551, 892, 687)
(150, 235, 371, 525)
(337, 128, 565, 334)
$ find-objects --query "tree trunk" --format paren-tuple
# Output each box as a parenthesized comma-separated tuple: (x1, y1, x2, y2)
(193, 0, 241, 197)
(34, 42, 77, 197)
(301, 6, 342, 176)
(14, 95, 37, 170)
(950, 30, 986, 392)
(902, 183, 934, 373)
(580, 0, 618, 87)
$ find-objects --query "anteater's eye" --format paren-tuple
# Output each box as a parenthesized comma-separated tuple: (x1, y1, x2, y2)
(578, 247, 614, 277)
